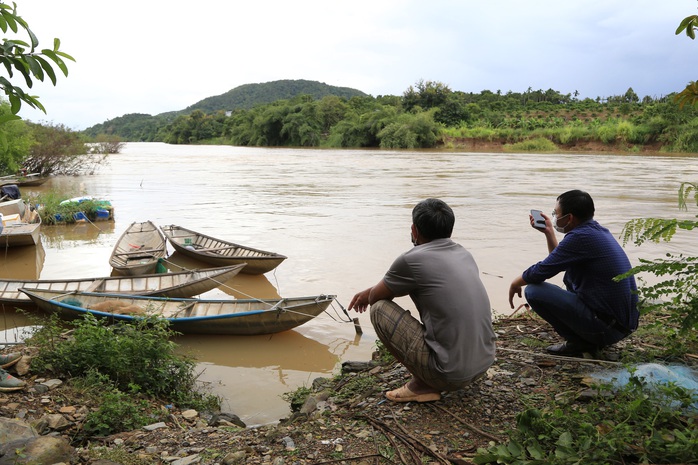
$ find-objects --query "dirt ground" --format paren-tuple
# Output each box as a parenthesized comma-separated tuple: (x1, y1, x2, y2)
(2, 311, 669, 465)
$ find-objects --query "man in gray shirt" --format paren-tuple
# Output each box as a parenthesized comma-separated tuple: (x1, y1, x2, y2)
(349, 198, 496, 402)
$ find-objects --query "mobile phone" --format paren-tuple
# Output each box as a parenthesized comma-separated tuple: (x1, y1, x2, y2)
(530, 209, 546, 229)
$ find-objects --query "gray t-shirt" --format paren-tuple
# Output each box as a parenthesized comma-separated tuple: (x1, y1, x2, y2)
(383, 238, 496, 383)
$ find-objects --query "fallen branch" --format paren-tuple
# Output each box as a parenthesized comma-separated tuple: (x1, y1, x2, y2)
(315, 453, 391, 464)
(430, 404, 503, 443)
(359, 414, 447, 465)
(496, 347, 622, 365)
(640, 342, 698, 360)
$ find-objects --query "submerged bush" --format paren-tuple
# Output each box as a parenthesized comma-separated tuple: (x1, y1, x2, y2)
(33, 190, 113, 225)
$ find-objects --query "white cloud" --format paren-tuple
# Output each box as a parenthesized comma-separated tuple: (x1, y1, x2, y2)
(11, 0, 698, 129)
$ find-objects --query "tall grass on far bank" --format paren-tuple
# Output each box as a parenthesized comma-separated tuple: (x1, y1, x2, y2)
(443, 117, 688, 151)
(504, 137, 558, 153)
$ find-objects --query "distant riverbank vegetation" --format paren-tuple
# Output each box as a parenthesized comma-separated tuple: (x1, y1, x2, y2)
(0, 101, 124, 177)
(84, 80, 698, 153)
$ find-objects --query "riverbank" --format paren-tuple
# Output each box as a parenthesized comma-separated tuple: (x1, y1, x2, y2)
(441, 136, 667, 154)
(2, 308, 695, 464)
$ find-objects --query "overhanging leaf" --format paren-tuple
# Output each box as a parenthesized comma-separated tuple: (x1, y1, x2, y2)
(0, 9, 17, 33)
(8, 93, 20, 113)
(41, 49, 68, 76)
(34, 55, 57, 85)
(24, 55, 43, 80)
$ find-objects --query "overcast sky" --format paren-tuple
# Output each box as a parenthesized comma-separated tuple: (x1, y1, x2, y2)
(12, 1, 698, 130)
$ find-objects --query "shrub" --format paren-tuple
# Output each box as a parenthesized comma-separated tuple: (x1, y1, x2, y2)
(619, 182, 698, 333)
(474, 377, 698, 464)
(81, 378, 154, 436)
(33, 190, 113, 225)
(504, 137, 558, 152)
(28, 313, 219, 410)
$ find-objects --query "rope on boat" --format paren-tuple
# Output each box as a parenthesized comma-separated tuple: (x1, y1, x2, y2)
(78, 212, 105, 233)
(157, 256, 363, 333)
(325, 299, 363, 334)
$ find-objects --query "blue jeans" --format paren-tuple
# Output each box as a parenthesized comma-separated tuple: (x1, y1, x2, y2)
(525, 282, 628, 347)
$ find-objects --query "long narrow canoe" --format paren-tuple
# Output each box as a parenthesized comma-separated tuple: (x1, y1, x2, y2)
(0, 173, 50, 187)
(0, 264, 246, 310)
(20, 289, 335, 335)
(161, 224, 286, 275)
(109, 221, 167, 276)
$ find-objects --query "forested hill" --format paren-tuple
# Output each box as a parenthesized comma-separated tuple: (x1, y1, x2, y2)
(183, 79, 367, 114)
(83, 79, 367, 139)
(83, 80, 698, 153)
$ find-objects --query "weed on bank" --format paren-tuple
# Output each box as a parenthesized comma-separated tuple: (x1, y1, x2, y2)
(26, 313, 220, 438)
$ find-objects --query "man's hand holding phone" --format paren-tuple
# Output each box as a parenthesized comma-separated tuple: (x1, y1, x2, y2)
(530, 209, 547, 230)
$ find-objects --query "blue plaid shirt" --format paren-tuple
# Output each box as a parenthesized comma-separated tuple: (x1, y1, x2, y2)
(522, 219, 639, 330)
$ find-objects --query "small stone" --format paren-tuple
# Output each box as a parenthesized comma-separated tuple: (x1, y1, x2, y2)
(280, 435, 295, 450)
(222, 450, 246, 463)
(59, 406, 76, 414)
(171, 454, 200, 465)
(41, 379, 63, 390)
(143, 422, 168, 431)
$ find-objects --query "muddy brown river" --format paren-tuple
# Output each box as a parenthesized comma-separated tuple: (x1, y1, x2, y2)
(1, 143, 697, 425)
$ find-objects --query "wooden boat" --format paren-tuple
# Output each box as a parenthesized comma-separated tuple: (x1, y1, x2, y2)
(0, 264, 246, 310)
(0, 198, 42, 247)
(0, 173, 50, 187)
(109, 221, 167, 275)
(161, 224, 286, 275)
(19, 288, 336, 335)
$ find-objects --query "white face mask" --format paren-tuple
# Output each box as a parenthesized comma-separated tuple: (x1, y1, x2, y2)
(551, 212, 570, 233)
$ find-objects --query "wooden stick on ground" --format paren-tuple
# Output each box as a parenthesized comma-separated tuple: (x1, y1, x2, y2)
(430, 404, 503, 443)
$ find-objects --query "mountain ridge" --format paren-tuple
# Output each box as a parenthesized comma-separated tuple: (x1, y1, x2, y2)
(83, 79, 368, 138)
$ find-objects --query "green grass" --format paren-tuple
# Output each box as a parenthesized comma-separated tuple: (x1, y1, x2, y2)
(504, 137, 558, 152)
(33, 189, 113, 225)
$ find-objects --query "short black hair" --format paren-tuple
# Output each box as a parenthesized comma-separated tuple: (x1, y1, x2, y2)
(412, 198, 454, 240)
(557, 189, 595, 222)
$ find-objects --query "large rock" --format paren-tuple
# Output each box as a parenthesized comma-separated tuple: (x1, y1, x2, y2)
(0, 417, 37, 444)
(0, 436, 74, 464)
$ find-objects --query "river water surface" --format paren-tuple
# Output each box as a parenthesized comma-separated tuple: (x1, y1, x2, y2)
(1, 143, 697, 425)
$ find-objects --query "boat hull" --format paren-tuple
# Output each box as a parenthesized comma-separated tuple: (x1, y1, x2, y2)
(0, 264, 246, 310)
(20, 289, 335, 335)
(0, 199, 41, 247)
(162, 225, 286, 274)
(109, 221, 167, 276)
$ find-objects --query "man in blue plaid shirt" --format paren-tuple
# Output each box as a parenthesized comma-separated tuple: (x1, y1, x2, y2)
(508, 190, 639, 356)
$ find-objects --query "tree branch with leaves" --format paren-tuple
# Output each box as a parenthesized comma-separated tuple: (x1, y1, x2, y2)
(619, 183, 698, 333)
(675, 7, 698, 108)
(0, 1, 74, 124)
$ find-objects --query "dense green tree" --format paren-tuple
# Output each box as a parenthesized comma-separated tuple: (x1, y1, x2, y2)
(402, 79, 452, 113)
(0, 100, 31, 174)
(280, 98, 322, 146)
(86, 113, 167, 142)
(316, 95, 348, 132)
(377, 111, 441, 149)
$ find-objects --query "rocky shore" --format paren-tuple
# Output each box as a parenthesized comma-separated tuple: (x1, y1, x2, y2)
(0, 312, 686, 464)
